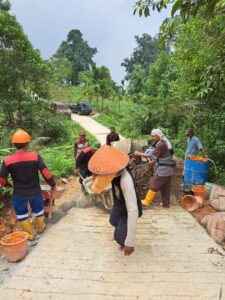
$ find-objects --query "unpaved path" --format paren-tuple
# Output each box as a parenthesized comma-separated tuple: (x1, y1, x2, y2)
(0, 115, 225, 299)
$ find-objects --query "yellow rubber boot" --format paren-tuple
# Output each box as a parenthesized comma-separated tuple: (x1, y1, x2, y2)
(142, 190, 156, 207)
(19, 219, 35, 241)
(36, 216, 46, 234)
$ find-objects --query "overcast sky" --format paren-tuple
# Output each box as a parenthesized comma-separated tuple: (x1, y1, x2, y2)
(10, 0, 170, 84)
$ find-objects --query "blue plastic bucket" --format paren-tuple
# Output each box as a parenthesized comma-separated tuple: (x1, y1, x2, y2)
(184, 158, 209, 185)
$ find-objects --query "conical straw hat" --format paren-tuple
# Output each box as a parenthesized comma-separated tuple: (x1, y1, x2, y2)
(88, 145, 129, 175)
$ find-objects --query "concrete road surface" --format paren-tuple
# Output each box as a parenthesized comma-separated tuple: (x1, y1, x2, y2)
(71, 114, 125, 145)
(0, 205, 225, 299)
(1, 116, 225, 299)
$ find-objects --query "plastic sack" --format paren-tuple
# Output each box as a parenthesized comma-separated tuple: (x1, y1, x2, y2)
(201, 212, 225, 242)
(210, 185, 225, 211)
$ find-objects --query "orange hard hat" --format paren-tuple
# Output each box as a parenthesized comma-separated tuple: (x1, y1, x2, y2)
(12, 129, 31, 143)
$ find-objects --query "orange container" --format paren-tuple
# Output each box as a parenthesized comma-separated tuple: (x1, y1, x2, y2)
(192, 185, 207, 200)
(0, 231, 29, 263)
(181, 195, 198, 212)
(190, 156, 208, 162)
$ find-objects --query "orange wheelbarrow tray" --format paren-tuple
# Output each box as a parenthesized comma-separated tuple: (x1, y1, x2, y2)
(40, 185, 65, 219)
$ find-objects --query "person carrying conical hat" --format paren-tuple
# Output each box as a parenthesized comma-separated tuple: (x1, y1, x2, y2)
(88, 145, 142, 256)
(0, 129, 56, 240)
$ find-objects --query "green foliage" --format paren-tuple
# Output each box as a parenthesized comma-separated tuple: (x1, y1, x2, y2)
(0, 0, 11, 12)
(53, 29, 97, 85)
(121, 34, 163, 80)
(134, 0, 220, 20)
(37, 114, 70, 143)
(49, 58, 72, 84)
(39, 145, 74, 178)
(38, 120, 96, 178)
(0, 11, 51, 130)
(79, 64, 114, 108)
(94, 3, 225, 185)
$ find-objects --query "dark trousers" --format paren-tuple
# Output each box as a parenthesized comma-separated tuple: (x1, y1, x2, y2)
(150, 175, 172, 207)
(79, 167, 92, 185)
(109, 207, 127, 246)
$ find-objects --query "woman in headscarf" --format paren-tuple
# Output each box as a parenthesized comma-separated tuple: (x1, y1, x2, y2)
(148, 129, 174, 157)
(134, 129, 175, 208)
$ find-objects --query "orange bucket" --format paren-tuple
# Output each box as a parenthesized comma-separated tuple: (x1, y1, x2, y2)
(191, 185, 207, 200)
(181, 195, 198, 212)
(0, 231, 29, 263)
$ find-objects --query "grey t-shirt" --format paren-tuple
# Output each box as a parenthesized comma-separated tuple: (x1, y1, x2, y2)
(151, 140, 174, 177)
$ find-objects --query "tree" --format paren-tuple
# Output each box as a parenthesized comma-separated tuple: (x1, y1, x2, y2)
(144, 50, 170, 97)
(78, 69, 95, 101)
(53, 29, 97, 85)
(121, 34, 163, 80)
(134, 0, 221, 20)
(0, 0, 11, 12)
(127, 65, 146, 100)
(79, 65, 114, 108)
(0, 12, 51, 129)
(49, 58, 72, 84)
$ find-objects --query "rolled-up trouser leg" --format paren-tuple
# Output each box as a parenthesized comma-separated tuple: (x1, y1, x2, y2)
(150, 175, 172, 207)
(160, 176, 172, 207)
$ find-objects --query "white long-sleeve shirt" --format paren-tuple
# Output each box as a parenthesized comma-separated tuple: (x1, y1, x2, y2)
(120, 169, 139, 247)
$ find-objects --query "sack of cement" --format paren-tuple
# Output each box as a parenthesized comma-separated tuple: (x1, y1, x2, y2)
(201, 212, 225, 242)
(210, 184, 225, 211)
(111, 139, 132, 154)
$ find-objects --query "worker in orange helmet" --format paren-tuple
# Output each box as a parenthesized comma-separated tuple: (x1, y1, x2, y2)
(0, 129, 56, 240)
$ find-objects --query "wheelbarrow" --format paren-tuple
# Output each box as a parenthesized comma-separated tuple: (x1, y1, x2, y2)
(83, 176, 113, 212)
(40, 185, 65, 219)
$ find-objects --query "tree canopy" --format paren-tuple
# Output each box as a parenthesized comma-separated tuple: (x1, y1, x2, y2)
(125, 0, 225, 182)
(0, 11, 51, 130)
(0, 0, 11, 12)
(121, 34, 163, 80)
(53, 29, 97, 85)
(134, 0, 223, 20)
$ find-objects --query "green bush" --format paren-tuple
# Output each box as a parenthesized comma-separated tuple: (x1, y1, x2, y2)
(38, 115, 69, 143)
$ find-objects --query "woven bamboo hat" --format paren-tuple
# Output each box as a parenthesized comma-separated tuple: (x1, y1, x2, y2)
(88, 145, 129, 175)
(88, 145, 129, 194)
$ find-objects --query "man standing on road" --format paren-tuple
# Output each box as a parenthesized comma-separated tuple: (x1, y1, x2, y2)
(185, 128, 207, 158)
(0, 129, 56, 240)
(134, 129, 175, 208)
(74, 130, 89, 161)
(88, 145, 142, 256)
(106, 126, 120, 146)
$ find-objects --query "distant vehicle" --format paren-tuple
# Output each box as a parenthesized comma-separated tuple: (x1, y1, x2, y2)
(67, 102, 92, 115)
(51, 102, 72, 118)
